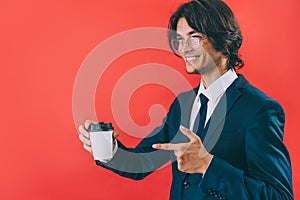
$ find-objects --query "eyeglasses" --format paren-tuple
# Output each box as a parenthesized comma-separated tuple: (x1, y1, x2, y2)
(171, 36, 205, 55)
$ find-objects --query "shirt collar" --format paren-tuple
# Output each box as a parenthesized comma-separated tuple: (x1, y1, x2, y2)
(198, 69, 238, 103)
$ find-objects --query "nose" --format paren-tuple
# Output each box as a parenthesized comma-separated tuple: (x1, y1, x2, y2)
(179, 42, 193, 56)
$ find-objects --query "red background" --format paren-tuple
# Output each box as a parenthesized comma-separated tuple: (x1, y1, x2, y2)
(1, 0, 299, 199)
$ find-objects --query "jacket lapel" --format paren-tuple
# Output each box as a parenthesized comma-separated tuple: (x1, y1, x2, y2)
(180, 86, 199, 129)
(203, 75, 248, 152)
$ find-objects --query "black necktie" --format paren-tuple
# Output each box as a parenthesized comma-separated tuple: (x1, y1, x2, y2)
(194, 94, 209, 140)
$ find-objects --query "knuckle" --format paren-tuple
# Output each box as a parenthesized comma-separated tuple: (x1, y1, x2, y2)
(83, 144, 87, 150)
(180, 146, 187, 152)
(79, 127, 90, 138)
(86, 139, 91, 146)
(80, 135, 90, 145)
(83, 144, 92, 152)
(191, 138, 199, 144)
(79, 131, 86, 138)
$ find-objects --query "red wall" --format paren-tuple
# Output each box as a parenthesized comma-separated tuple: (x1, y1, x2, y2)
(1, 0, 299, 199)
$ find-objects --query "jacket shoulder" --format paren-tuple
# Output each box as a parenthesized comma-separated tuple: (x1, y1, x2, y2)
(237, 76, 284, 112)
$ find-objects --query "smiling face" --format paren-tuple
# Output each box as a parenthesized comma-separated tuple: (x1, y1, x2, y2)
(176, 17, 227, 77)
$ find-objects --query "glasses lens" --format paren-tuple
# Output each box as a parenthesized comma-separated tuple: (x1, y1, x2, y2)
(170, 37, 201, 56)
(188, 37, 201, 49)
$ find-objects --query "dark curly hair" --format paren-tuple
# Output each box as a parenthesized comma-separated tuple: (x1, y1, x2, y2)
(168, 0, 244, 69)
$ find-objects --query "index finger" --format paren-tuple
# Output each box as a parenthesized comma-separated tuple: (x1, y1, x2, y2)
(152, 143, 183, 151)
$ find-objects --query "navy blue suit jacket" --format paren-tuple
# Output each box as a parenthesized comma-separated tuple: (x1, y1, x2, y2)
(97, 75, 293, 199)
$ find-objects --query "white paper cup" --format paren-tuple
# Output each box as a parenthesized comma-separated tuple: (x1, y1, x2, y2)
(90, 130, 113, 162)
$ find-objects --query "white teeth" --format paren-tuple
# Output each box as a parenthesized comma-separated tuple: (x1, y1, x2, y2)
(185, 56, 198, 61)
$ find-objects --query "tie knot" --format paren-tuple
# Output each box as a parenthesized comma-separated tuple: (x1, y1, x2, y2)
(199, 93, 209, 105)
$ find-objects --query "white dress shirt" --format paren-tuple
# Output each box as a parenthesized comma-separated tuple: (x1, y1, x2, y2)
(189, 69, 238, 131)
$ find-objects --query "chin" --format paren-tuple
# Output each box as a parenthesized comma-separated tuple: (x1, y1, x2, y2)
(185, 63, 200, 74)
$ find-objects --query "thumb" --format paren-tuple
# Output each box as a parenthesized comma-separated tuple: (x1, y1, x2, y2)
(179, 125, 196, 141)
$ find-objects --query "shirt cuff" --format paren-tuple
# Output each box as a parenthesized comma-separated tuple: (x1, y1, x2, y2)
(112, 139, 118, 156)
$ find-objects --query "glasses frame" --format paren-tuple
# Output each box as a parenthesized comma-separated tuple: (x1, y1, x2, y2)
(171, 35, 206, 56)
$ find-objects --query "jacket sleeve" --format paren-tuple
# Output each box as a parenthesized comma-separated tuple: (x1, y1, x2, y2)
(95, 98, 180, 180)
(199, 100, 294, 199)
(96, 121, 171, 180)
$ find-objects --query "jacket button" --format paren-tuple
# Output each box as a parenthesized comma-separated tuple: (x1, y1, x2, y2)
(183, 181, 190, 189)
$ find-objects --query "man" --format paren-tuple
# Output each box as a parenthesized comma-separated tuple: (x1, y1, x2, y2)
(78, 0, 293, 199)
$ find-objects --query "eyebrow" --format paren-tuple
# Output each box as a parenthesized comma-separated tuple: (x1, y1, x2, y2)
(188, 30, 198, 35)
(176, 30, 200, 37)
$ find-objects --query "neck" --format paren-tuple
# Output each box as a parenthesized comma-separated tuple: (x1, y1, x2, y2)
(201, 63, 228, 88)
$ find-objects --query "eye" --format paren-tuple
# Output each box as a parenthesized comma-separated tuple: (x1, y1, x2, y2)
(190, 36, 201, 43)
(191, 35, 201, 40)
(176, 37, 184, 41)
